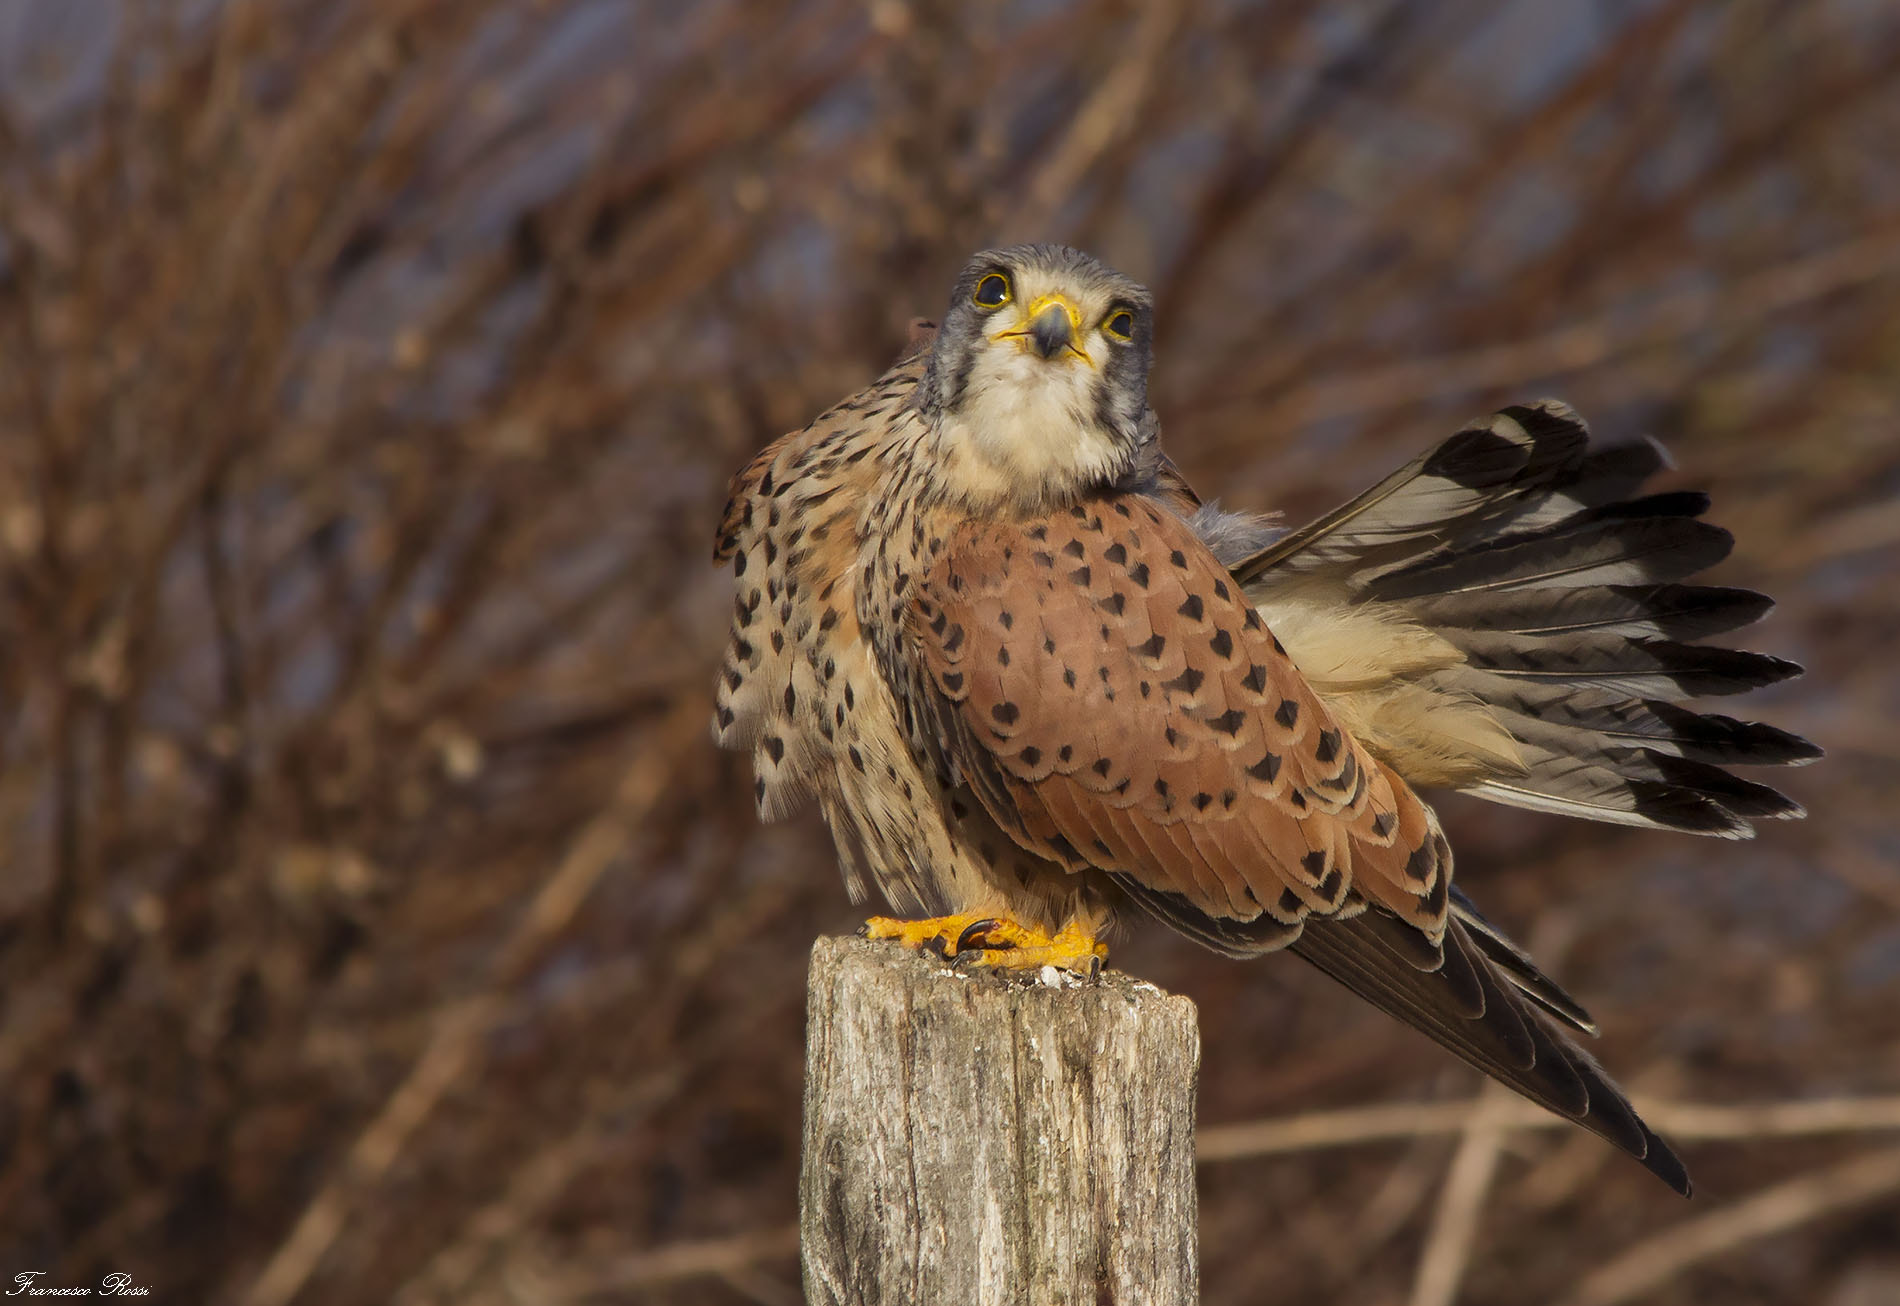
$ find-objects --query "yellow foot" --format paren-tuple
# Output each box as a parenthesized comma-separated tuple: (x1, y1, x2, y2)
(860, 913, 1108, 977)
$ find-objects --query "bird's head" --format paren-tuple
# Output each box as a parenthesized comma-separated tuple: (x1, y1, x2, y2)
(920, 244, 1154, 512)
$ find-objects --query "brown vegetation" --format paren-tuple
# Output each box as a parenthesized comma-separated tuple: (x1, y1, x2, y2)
(0, 2, 1895, 1303)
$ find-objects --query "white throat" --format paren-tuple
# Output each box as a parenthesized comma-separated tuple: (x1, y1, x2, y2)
(933, 348, 1126, 512)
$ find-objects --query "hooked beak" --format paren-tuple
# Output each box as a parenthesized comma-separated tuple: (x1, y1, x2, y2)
(1027, 301, 1075, 360)
(997, 293, 1089, 363)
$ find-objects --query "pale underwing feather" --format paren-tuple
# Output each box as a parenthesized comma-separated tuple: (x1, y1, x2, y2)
(1237, 399, 1815, 839)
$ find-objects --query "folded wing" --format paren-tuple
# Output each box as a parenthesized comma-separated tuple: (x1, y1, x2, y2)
(906, 494, 1688, 1192)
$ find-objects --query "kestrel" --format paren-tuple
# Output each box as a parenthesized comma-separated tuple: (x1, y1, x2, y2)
(712, 245, 1817, 1195)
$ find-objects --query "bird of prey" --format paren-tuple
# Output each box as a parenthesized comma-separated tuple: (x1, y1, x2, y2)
(712, 244, 1818, 1195)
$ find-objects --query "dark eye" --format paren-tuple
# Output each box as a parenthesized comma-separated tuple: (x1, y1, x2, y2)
(1104, 309, 1135, 340)
(972, 273, 1011, 308)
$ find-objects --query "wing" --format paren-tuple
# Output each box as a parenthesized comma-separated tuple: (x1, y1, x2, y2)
(1222, 401, 1818, 837)
(908, 494, 1690, 1194)
(910, 495, 1449, 941)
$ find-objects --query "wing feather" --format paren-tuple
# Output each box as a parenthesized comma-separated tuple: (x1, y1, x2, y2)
(911, 496, 1446, 940)
(905, 490, 1688, 1193)
(1228, 399, 1816, 838)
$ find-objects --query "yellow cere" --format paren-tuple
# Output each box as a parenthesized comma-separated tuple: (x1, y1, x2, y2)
(994, 291, 1094, 364)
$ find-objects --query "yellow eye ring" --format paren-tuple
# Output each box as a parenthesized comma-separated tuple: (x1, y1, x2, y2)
(1103, 309, 1135, 340)
(972, 273, 1011, 308)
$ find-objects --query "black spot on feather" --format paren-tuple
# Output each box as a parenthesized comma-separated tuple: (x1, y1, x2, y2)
(1315, 729, 1341, 763)
(1162, 668, 1203, 694)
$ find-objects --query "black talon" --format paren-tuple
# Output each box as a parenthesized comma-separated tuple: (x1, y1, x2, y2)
(955, 918, 1003, 953)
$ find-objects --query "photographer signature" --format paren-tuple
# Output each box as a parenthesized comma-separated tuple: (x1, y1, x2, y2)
(6, 1273, 149, 1297)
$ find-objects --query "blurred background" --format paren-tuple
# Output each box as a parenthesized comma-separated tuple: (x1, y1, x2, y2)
(1, 1, 1896, 1303)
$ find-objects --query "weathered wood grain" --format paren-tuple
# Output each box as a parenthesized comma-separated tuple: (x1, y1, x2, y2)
(800, 935, 1201, 1306)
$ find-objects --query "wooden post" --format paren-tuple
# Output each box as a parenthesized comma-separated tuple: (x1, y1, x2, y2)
(800, 935, 1201, 1305)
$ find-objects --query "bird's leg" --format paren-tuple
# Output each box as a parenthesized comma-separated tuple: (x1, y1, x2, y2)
(861, 913, 1107, 976)
(953, 917, 1108, 976)
(860, 912, 998, 959)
